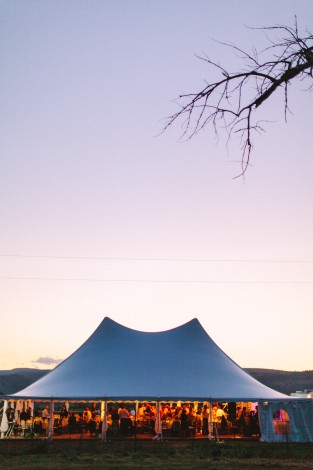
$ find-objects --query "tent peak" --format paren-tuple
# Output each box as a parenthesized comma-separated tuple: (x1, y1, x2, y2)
(100, 316, 201, 334)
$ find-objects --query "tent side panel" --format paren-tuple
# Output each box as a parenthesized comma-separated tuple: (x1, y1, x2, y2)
(259, 400, 313, 442)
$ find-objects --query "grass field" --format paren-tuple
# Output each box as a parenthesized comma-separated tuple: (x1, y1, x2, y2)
(0, 439, 313, 469)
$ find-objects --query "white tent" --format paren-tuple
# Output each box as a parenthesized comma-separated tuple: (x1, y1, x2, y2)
(12, 317, 289, 401)
(5, 317, 313, 441)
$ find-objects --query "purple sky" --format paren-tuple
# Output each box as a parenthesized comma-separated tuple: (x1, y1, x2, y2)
(1, 0, 312, 372)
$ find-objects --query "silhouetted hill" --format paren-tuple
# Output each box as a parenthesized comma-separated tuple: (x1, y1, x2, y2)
(245, 368, 313, 395)
(0, 368, 49, 395)
(0, 368, 312, 396)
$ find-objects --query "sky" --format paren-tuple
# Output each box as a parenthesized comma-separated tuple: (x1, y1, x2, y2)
(1, 0, 313, 373)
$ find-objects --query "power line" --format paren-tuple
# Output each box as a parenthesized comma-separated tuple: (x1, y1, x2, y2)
(0, 277, 312, 284)
(0, 254, 313, 263)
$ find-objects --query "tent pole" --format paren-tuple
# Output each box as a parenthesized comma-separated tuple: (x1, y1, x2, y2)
(48, 399, 54, 440)
(208, 399, 213, 440)
(156, 400, 162, 440)
(101, 400, 106, 441)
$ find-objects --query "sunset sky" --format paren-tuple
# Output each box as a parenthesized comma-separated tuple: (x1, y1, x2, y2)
(1, 0, 313, 373)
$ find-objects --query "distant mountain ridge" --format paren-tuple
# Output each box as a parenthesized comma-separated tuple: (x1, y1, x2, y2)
(0, 368, 49, 395)
(0, 367, 312, 396)
(245, 368, 313, 396)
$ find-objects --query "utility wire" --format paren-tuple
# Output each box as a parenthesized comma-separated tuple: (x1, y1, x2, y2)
(0, 254, 313, 263)
(0, 277, 312, 284)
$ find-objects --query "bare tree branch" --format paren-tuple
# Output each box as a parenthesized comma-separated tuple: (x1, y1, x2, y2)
(163, 20, 313, 177)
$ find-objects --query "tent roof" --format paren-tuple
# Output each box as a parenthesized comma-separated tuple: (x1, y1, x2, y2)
(12, 317, 291, 401)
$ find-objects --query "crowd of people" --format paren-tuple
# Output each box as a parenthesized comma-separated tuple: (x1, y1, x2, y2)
(3, 402, 103, 437)
(159, 402, 259, 437)
(49, 402, 103, 437)
(106, 402, 260, 438)
(2, 401, 260, 438)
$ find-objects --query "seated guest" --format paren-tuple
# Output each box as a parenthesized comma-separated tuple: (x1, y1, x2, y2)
(89, 418, 97, 436)
(221, 414, 228, 430)
(175, 406, 182, 419)
(194, 411, 202, 433)
(144, 404, 154, 417)
(77, 413, 85, 432)
(96, 419, 103, 437)
(33, 416, 43, 436)
(216, 405, 226, 423)
(161, 405, 170, 419)
(137, 404, 146, 419)
(170, 406, 176, 417)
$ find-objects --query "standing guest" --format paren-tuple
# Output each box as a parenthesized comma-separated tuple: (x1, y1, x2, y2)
(109, 407, 119, 436)
(90, 402, 98, 419)
(237, 407, 249, 436)
(83, 407, 92, 433)
(181, 407, 188, 437)
(144, 404, 155, 434)
(83, 407, 92, 423)
(186, 408, 196, 437)
(6, 404, 15, 423)
(20, 407, 30, 434)
(59, 405, 69, 432)
(77, 413, 86, 433)
(248, 409, 260, 437)
(194, 411, 202, 434)
(27, 407, 33, 420)
(5, 403, 15, 436)
(20, 407, 29, 424)
(68, 412, 77, 434)
(202, 404, 209, 436)
(187, 408, 195, 428)
(118, 404, 130, 436)
(41, 406, 50, 436)
(97, 419, 103, 438)
(60, 405, 69, 419)
(212, 405, 218, 422)
(110, 407, 119, 424)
